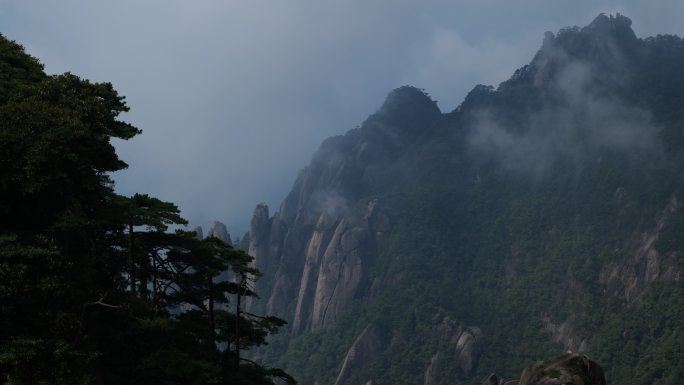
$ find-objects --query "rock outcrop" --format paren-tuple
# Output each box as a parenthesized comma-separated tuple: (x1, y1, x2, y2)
(333, 326, 383, 385)
(207, 220, 231, 245)
(424, 353, 441, 385)
(243, 87, 420, 328)
(422, 318, 484, 385)
(600, 194, 681, 302)
(481, 373, 499, 385)
(542, 317, 587, 353)
(483, 354, 606, 385)
(310, 216, 370, 330)
(291, 210, 339, 334)
(454, 327, 482, 375)
(517, 353, 606, 385)
(192, 226, 203, 240)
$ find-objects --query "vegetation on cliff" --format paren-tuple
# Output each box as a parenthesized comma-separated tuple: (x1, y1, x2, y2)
(246, 14, 684, 385)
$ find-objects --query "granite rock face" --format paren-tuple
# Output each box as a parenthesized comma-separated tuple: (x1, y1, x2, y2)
(424, 352, 442, 385)
(599, 194, 681, 302)
(455, 327, 482, 375)
(333, 326, 383, 385)
(423, 320, 484, 385)
(207, 220, 231, 245)
(245, 87, 435, 329)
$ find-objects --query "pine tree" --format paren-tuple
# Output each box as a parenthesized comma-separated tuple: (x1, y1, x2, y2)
(0, 33, 294, 385)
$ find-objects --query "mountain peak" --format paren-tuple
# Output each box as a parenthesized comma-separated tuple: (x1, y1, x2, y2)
(580, 13, 637, 45)
(378, 86, 440, 118)
(585, 13, 632, 33)
(207, 220, 232, 245)
(518, 13, 640, 90)
(368, 85, 441, 137)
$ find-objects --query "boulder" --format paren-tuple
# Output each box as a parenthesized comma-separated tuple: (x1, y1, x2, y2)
(455, 327, 482, 375)
(481, 373, 499, 385)
(517, 353, 606, 385)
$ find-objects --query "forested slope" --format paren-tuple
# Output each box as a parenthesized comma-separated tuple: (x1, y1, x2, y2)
(246, 14, 684, 385)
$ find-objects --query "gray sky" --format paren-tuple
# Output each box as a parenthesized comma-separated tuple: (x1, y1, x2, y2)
(2, 1, 683, 235)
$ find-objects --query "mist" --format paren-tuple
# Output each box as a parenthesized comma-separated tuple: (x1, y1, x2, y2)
(2, 1, 684, 234)
(468, 25, 659, 177)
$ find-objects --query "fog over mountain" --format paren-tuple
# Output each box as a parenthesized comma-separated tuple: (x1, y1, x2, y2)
(239, 13, 684, 385)
(2, 1, 683, 234)
(468, 25, 659, 176)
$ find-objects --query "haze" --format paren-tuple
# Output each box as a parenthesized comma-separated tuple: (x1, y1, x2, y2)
(2, 0, 683, 235)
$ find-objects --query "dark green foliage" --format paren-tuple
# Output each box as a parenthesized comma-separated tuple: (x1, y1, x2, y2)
(252, 16, 684, 385)
(0, 33, 292, 384)
(590, 280, 684, 385)
(0, 35, 44, 104)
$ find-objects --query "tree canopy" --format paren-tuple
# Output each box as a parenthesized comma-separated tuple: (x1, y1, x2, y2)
(0, 33, 293, 385)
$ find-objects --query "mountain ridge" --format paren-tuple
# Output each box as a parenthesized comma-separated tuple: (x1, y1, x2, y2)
(245, 14, 684, 385)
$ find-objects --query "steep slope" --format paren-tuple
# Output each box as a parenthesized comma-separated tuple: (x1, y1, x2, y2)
(246, 14, 684, 385)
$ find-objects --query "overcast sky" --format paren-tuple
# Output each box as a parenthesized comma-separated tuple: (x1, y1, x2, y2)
(2, 1, 683, 236)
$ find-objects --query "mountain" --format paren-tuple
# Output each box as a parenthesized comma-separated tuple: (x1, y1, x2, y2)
(244, 14, 684, 385)
(207, 220, 232, 245)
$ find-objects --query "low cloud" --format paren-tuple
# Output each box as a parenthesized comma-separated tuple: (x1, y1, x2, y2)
(404, 26, 536, 111)
(2, 1, 683, 233)
(468, 58, 658, 176)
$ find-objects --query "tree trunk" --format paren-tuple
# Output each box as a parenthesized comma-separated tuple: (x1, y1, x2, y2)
(235, 274, 244, 369)
(128, 223, 136, 294)
(209, 278, 215, 334)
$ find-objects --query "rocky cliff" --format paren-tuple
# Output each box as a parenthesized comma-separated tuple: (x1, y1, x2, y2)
(245, 85, 434, 326)
(246, 14, 684, 385)
(207, 220, 232, 245)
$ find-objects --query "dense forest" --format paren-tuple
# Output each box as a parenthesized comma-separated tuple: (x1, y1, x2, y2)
(242, 14, 684, 385)
(0, 35, 292, 384)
